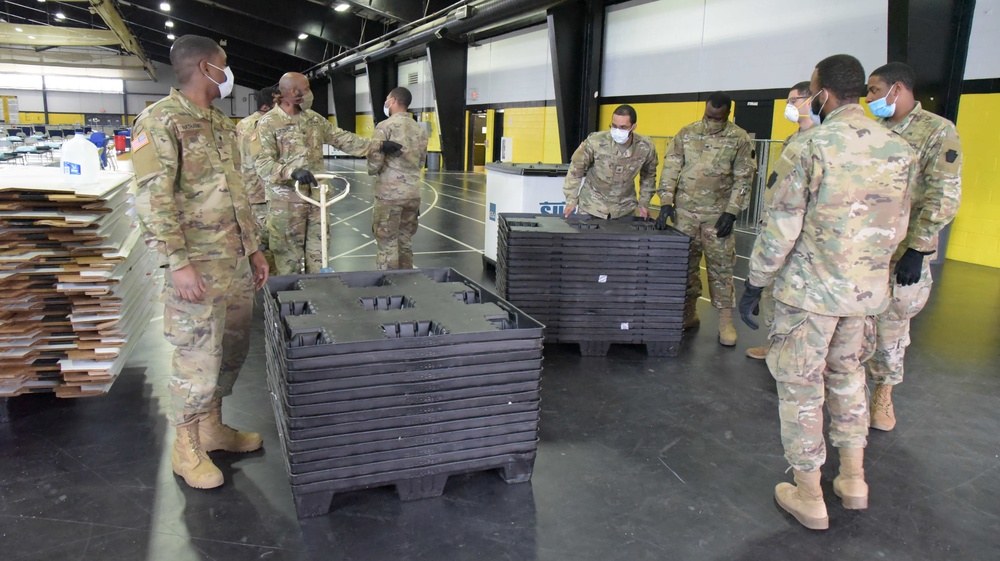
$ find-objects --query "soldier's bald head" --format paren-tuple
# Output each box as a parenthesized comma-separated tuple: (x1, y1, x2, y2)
(279, 73, 309, 96)
(170, 35, 224, 85)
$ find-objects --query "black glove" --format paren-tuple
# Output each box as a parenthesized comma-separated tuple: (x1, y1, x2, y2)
(291, 168, 317, 186)
(655, 205, 675, 230)
(715, 212, 737, 238)
(739, 278, 764, 330)
(380, 140, 403, 156)
(895, 248, 926, 286)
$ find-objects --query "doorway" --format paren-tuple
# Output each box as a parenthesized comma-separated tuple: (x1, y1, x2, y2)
(492, 109, 505, 163)
(467, 110, 487, 171)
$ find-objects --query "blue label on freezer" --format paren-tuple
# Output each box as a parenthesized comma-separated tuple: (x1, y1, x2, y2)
(539, 201, 568, 215)
(489, 203, 496, 222)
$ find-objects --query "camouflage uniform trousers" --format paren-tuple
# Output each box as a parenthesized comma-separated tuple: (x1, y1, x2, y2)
(251, 202, 276, 272)
(266, 199, 327, 275)
(866, 258, 933, 386)
(674, 208, 735, 308)
(163, 257, 253, 426)
(767, 301, 876, 472)
(373, 197, 419, 270)
(759, 281, 776, 329)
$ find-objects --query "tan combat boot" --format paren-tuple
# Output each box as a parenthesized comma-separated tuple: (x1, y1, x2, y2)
(870, 383, 896, 431)
(172, 418, 224, 489)
(718, 308, 737, 346)
(833, 447, 868, 509)
(683, 300, 700, 330)
(746, 342, 771, 360)
(200, 397, 264, 453)
(775, 469, 828, 530)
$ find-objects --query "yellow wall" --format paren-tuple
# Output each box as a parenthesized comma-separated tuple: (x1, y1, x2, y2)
(951, 93, 1000, 268)
(356, 114, 375, 138)
(502, 106, 562, 165)
(419, 111, 442, 153)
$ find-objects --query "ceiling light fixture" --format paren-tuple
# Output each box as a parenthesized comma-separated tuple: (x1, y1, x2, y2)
(27, 35, 36, 39)
(160, 2, 171, 11)
(334, 3, 350, 12)
(167, 33, 175, 40)
(15, 27, 23, 32)
(54, 12, 65, 20)
(298, 33, 308, 40)
(165, 20, 174, 28)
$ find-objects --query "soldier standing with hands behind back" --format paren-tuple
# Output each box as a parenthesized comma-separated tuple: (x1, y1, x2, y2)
(369, 86, 429, 270)
(255, 72, 402, 275)
(739, 54, 915, 530)
(863, 62, 962, 432)
(656, 92, 756, 346)
(132, 35, 269, 490)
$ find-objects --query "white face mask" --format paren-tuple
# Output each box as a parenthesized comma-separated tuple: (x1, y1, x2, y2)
(783, 102, 801, 123)
(610, 127, 631, 144)
(205, 62, 234, 99)
(383, 102, 392, 117)
(300, 91, 314, 111)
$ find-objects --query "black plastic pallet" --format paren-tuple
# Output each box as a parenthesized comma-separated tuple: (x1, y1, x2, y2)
(290, 452, 536, 517)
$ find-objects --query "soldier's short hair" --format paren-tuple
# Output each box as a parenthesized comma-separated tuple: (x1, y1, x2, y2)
(870, 62, 916, 91)
(256, 87, 279, 109)
(706, 92, 732, 110)
(389, 87, 413, 108)
(170, 35, 223, 84)
(815, 54, 867, 100)
(791, 81, 812, 97)
(613, 105, 637, 125)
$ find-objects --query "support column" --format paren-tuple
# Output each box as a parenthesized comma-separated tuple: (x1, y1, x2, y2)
(366, 59, 398, 126)
(330, 71, 356, 133)
(887, 0, 976, 122)
(309, 76, 331, 117)
(548, 0, 605, 163)
(886, 0, 976, 262)
(426, 39, 468, 172)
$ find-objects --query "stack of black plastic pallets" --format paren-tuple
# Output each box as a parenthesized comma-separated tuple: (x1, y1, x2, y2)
(263, 268, 543, 518)
(496, 213, 690, 357)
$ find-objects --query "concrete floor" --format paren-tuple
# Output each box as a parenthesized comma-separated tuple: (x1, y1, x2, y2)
(1, 160, 998, 560)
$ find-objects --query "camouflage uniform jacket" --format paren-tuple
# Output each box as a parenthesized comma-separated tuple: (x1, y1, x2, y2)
(562, 130, 658, 219)
(368, 112, 429, 200)
(255, 106, 379, 202)
(748, 104, 916, 316)
(658, 120, 756, 216)
(235, 111, 267, 205)
(878, 102, 962, 258)
(762, 129, 808, 213)
(132, 88, 259, 271)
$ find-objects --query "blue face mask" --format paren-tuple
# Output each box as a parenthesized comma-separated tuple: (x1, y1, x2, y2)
(868, 85, 897, 118)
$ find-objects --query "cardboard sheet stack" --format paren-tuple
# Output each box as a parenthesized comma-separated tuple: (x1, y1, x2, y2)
(496, 213, 691, 357)
(263, 269, 543, 517)
(0, 168, 160, 397)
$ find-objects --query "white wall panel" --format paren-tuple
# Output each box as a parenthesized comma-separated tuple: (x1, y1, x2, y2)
(466, 26, 555, 104)
(0, 89, 44, 112)
(965, 0, 1000, 80)
(356, 74, 372, 112)
(603, 0, 888, 96)
(45, 90, 123, 114)
(397, 58, 435, 110)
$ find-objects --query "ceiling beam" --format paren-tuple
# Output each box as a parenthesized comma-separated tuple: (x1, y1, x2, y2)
(189, 0, 366, 49)
(338, 0, 424, 23)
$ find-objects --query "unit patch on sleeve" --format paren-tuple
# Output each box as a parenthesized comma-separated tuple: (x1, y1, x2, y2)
(132, 132, 150, 152)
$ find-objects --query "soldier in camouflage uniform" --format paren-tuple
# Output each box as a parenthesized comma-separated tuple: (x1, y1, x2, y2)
(746, 81, 817, 360)
(236, 86, 279, 269)
(255, 72, 402, 275)
(369, 87, 429, 270)
(561, 104, 658, 221)
(739, 55, 916, 530)
(656, 92, 756, 346)
(863, 62, 962, 432)
(132, 36, 270, 490)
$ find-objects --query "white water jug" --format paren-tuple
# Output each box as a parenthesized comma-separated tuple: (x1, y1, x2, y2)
(60, 133, 100, 184)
